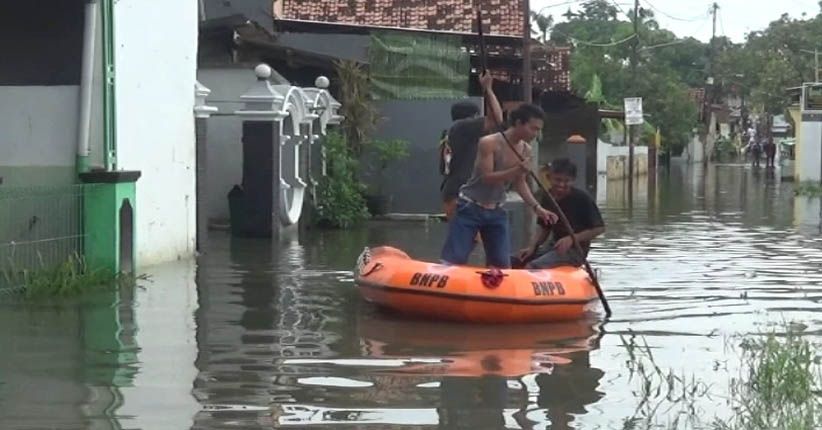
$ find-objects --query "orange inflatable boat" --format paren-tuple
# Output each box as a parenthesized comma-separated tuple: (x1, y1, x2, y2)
(354, 246, 601, 323)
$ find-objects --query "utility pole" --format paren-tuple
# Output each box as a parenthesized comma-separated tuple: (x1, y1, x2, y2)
(631, 0, 639, 90)
(523, 0, 532, 104)
(522, 0, 536, 239)
(799, 48, 820, 82)
(706, 2, 719, 110)
(702, 2, 719, 166)
(628, 0, 639, 192)
(711, 2, 718, 49)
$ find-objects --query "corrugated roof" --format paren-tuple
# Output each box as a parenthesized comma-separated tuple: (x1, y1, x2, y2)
(281, 0, 524, 37)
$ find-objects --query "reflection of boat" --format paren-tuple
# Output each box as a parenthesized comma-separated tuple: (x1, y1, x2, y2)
(356, 310, 603, 378)
(355, 247, 600, 323)
(271, 312, 605, 428)
(358, 312, 605, 429)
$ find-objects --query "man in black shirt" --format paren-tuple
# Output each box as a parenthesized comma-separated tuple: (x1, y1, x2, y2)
(512, 158, 605, 269)
(440, 71, 504, 219)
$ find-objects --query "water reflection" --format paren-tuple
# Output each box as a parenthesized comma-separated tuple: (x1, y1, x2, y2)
(272, 311, 604, 429)
(192, 231, 351, 428)
(794, 195, 822, 234)
(187, 163, 822, 429)
(0, 289, 137, 430)
(118, 260, 200, 430)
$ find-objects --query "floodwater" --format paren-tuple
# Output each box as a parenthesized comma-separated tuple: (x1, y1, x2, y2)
(1, 162, 821, 429)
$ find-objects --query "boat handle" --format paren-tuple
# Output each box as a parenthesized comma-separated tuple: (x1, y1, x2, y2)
(361, 262, 384, 277)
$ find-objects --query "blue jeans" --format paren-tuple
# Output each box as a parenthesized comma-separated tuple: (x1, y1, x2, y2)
(441, 199, 511, 268)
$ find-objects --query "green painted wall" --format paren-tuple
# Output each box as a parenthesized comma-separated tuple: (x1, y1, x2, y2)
(83, 182, 136, 274)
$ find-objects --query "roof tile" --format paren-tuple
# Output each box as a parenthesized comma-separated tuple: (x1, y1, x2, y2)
(282, 0, 524, 37)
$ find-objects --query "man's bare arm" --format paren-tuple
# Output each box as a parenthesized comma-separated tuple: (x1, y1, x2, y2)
(482, 86, 504, 133)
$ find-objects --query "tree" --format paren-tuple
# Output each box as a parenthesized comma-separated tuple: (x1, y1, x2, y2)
(545, 0, 822, 152)
(549, 0, 701, 154)
(714, 7, 822, 114)
(530, 11, 554, 43)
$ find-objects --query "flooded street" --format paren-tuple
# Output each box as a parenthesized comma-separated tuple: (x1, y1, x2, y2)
(2, 163, 822, 429)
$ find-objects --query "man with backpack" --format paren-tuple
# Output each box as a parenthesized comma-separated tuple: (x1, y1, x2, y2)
(440, 71, 503, 220)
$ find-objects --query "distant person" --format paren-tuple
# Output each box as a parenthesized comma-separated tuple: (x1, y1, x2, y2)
(511, 158, 605, 270)
(441, 103, 557, 269)
(750, 137, 762, 168)
(746, 125, 757, 145)
(440, 71, 504, 220)
(763, 137, 777, 168)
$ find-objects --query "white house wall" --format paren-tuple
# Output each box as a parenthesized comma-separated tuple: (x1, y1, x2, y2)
(114, 0, 198, 266)
(0, 86, 79, 186)
(596, 141, 649, 171)
(0, 1, 103, 187)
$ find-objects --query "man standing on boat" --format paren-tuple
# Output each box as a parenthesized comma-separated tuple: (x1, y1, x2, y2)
(440, 71, 504, 220)
(440, 103, 558, 269)
(512, 158, 605, 269)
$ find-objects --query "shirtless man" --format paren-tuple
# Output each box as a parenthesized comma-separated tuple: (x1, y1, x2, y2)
(440, 103, 558, 268)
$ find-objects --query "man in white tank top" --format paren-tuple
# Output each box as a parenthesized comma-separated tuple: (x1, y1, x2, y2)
(440, 103, 558, 268)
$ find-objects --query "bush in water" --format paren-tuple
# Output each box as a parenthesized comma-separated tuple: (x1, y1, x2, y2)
(618, 323, 822, 430)
(314, 131, 370, 229)
(795, 181, 822, 197)
(714, 326, 821, 430)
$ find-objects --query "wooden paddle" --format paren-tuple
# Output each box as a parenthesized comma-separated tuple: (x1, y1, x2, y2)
(476, 9, 612, 318)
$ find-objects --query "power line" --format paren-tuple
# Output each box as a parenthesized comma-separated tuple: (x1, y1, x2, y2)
(552, 29, 637, 47)
(680, 12, 712, 39)
(609, 0, 633, 21)
(641, 0, 710, 22)
(532, 0, 584, 15)
(639, 39, 686, 51)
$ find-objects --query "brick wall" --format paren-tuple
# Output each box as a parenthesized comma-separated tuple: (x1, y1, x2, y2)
(282, 0, 524, 37)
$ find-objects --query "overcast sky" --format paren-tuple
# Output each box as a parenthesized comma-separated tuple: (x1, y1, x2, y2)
(531, 0, 821, 43)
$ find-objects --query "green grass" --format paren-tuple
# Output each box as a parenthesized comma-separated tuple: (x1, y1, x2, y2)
(794, 181, 822, 197)
(1, 253, 146, 300)
(619, 324, 821, 430)
(714, 327, 821, 430)
(619, 334, 712, 430)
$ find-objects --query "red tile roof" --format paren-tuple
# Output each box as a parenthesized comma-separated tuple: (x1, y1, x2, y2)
(474, 43, 571, 92)
(281, 0, 525, 37)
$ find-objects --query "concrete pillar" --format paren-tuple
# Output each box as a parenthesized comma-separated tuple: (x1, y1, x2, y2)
(798, 83, 822, 182)
(193, 81, 217, 251)
(79, 170, 141, 273)
(233, 64, 288, 237)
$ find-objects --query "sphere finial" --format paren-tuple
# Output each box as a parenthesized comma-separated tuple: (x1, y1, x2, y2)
(315, 76, 330, 89)
(255, 64, 272, 80)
